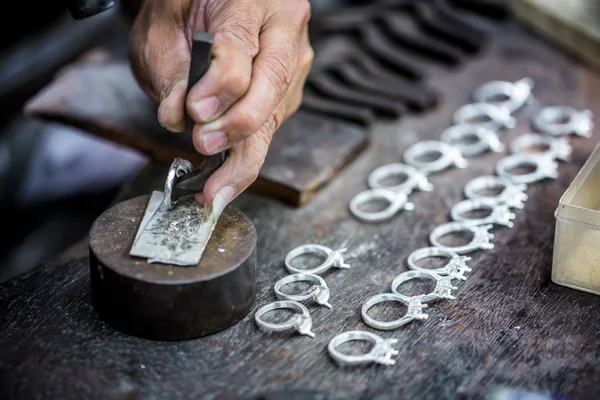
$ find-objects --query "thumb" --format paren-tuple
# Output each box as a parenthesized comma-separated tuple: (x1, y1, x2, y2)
(129, 11, 191, 132)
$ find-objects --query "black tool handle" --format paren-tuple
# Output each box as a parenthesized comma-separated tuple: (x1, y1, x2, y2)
(185, 32, 215, 132)
(170, 31, 226, 204)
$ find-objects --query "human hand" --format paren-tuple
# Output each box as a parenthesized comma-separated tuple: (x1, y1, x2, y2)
(129, 0, 313, 206)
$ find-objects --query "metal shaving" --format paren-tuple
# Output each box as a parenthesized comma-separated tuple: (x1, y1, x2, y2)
(129, 191, 225, 266)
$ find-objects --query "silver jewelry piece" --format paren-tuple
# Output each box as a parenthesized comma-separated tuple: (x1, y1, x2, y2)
(349, 188, 415, 223)
(367, 163, 433, 194)
(361, 293, 428, 330)
(254, 300, 315, 338)
(531, 106, 593, 137)
(328, 331, 399, 366)
(273, 273, 332, 309)
(496, 153, 559, 184)
(509, 132, 572, 162)
(407, 247, 472, 280)
(163, 158, 193, 210)
(451, 198, 517, 228)
(440, 123, 504, 157)
(453, 102, 517, 131)
(472, 77, 534, 114)
(463, 175, 528, 209)
(284, 244, 350, 275)
(403, 140, 468, 174)
(429, 222, 495, 254)
(391, 270, 457, 303)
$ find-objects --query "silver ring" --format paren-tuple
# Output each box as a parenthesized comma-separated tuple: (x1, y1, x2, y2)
(407, 246, 472, 280)
(390, 270, 457, 303)
(440, 124, 504, 157)
(163, 158, 193, 209)
(328, 331, 399, 366)
(510, 133, 572, 162)
(284, 244, 350, 275)
(429, 222, 495, 254)
(472, 77, 534, 114)
(495, 153, 559, 184)
(531, 106, 593, 137)
(453, 102, 517, 131)
(254, 300, 315, 338)
(403, 140, 468, 173)
(367, 163, 433, 194)
(450, 198, 517, 228)
(273, 273, 332, 309)
(463, 175, 528, 209)
(349, 188, 415, 223)
(361, 293, 428, 330)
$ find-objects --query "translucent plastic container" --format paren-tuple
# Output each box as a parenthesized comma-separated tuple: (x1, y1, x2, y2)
(553, 142, 600, 295)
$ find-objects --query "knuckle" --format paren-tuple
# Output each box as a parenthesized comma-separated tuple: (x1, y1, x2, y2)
(283, 0, 311, 29)
(298, 0, 312, 27)
(223, 68, 251, 99)
(301, 46, 315, 71)
(232, 108, 263, 136)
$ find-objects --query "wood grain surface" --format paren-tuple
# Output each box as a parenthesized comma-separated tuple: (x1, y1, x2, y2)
(1, 21, 600, 400)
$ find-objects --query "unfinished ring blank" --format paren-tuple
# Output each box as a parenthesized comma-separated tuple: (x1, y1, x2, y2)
(510, 133, 572, 162)
(440, 124, 504, 157)
(349, 189, 415, 223)
(163, 158, 192, 210)
(472, 77, 534, 114)
(367, 163, 433, 194)
(496, 153, 559, 184)
(274, 273, 332, 309)
(285, 244, 350, 275)
(463, 175, 528, 209)
(391, 270, 457, 303)
(255, 300, 315, 338)
(407, 247, 472, 280)
(453, 102, 517, 131)
(403, 140, 468, 174)
(429, 222, 495, 254)
(451, 198, 517, 228)
(361, 293, 428, 330)
(531, 106, 593, 137)
(328, 331, 399, 366)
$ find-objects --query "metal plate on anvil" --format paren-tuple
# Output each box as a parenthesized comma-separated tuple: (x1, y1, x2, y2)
(88, 194, 257, 341)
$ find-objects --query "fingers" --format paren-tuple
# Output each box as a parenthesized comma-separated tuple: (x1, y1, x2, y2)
(185, 2, 262, 127)
(129, 2, 191, 132)
(198, 107, 282, 206)
(192, 0, 311, 156)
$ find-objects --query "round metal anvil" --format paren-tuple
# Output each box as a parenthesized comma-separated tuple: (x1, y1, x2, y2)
(88, 195, 257, 341)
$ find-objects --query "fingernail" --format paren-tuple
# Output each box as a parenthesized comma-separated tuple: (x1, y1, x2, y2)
(202, 131, 227, 154)
(215, 185, 237, 205)
(193, 96, 220, 122)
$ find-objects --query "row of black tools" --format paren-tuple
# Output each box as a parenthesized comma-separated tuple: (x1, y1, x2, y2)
(300, 0, 511, 126)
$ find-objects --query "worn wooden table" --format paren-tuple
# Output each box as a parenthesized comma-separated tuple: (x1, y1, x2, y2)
(1, 21, 599, 400)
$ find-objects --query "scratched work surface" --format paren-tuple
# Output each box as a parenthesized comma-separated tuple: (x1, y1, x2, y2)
(1, 22, 600, 400)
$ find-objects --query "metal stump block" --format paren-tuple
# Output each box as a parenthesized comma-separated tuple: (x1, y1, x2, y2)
(89, 194, 257, 340)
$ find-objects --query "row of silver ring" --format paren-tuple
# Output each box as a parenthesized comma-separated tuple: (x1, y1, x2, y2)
(344, 79, 572, 362)
(331, 80, 592, 366)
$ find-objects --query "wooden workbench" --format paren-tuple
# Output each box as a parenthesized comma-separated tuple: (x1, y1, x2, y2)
(1, 21, 599, 400)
